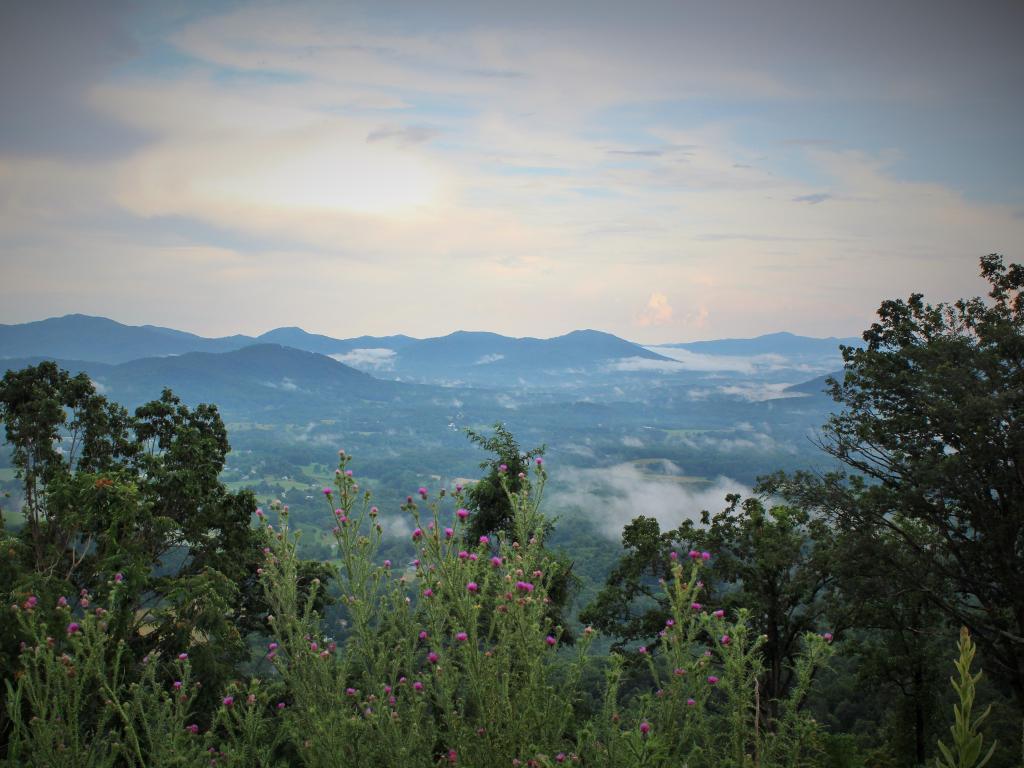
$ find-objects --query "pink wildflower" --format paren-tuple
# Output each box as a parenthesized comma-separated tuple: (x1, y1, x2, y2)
(457, 508, 469, 520)
(467, 582, 479, 593)
(640, 721, 651, 736)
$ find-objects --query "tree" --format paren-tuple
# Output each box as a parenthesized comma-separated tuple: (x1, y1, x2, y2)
(582, 492, 837, 708)
(817, 254, 1024, 704)
(0, 364, 271, 716)
(463, 423, 545, 542)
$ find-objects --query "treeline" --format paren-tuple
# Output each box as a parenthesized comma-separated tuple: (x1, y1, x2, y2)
(0, 255, 1021, 766)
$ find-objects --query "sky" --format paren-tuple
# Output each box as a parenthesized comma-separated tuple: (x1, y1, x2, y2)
(1, 0, 1022, 343)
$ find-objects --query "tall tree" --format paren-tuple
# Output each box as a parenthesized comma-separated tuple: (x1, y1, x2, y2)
(818, 253, 1024, 703)
(582, 492, 837, 707)
(0, 364, 270, 715)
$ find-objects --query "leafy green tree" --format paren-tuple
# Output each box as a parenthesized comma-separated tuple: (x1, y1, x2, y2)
(818, 254, 1024, 705)
(0, 364, 271, 717)
(463, 423, 545, 542)
(582, 492, 837, 708)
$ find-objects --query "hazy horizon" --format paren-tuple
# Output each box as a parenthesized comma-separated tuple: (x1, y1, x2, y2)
(2, 311, 865, 346)
(2, 1, 1021, 343)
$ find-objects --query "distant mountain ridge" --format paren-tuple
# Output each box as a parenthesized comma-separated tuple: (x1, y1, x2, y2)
(0, 315, 255, 363)
(0, 315, 671, 372)
(661, 331, 862, 357)
(1, 316, 861, 392)
(0, 344, 404, 414)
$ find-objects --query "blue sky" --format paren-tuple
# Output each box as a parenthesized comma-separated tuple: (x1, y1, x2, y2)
(1, 0, 1021, 342)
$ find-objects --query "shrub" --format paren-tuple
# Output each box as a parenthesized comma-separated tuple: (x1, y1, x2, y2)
(3, 451, 833, 767)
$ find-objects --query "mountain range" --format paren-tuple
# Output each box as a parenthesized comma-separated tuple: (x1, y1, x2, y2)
(1, 315, 853, 368)
(0, 315, 854, 406)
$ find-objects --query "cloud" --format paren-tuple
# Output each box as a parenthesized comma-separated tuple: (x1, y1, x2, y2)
(366, 124, 441, 145)
(793, 193, 833, 205)
(636, 292, 673, 327)
(473, 353, 505, 365)
(0, 1, 139, 157)
(716, 383, 805, 402)
(3, 2, 1024, 344)
(608, 357, 686, 373)
(548, 462, 749, 538)
(262, 377, 300, 391)
(668, 429, 797, 454)
(329, 348, 396, 370)
(621, 435, 644, 447)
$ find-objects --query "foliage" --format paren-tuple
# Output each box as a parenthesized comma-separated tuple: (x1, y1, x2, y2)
(820, 254, 1024, 703)
(935, 628, 997, 768)
(463, 423, 578, 642)
(582, 491, 837, 709)
(0, 365, 270, 717)
(463, 423, 545, 542)
(2, 449, 834, 766)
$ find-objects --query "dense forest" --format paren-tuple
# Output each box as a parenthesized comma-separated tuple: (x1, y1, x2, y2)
(0, 255, 1021, 767)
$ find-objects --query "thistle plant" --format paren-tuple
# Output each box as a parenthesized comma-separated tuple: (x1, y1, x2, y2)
(3, 582, 208, 767)
(934, 627, 997, 768)
(3, 448, 837, 767)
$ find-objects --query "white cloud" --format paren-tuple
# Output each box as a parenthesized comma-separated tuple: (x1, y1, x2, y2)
(548, 462, 749, 538)
(329, 348, 396, 370)
(636, 291, 673, 327)
(474, 353, 505, 365)
(2, 3, 1023, 344)
(607, 357, 687, 373)
(717, 383, 804, 402)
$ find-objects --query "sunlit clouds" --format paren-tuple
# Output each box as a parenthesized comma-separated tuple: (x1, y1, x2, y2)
(1, 1, 1022, 341)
